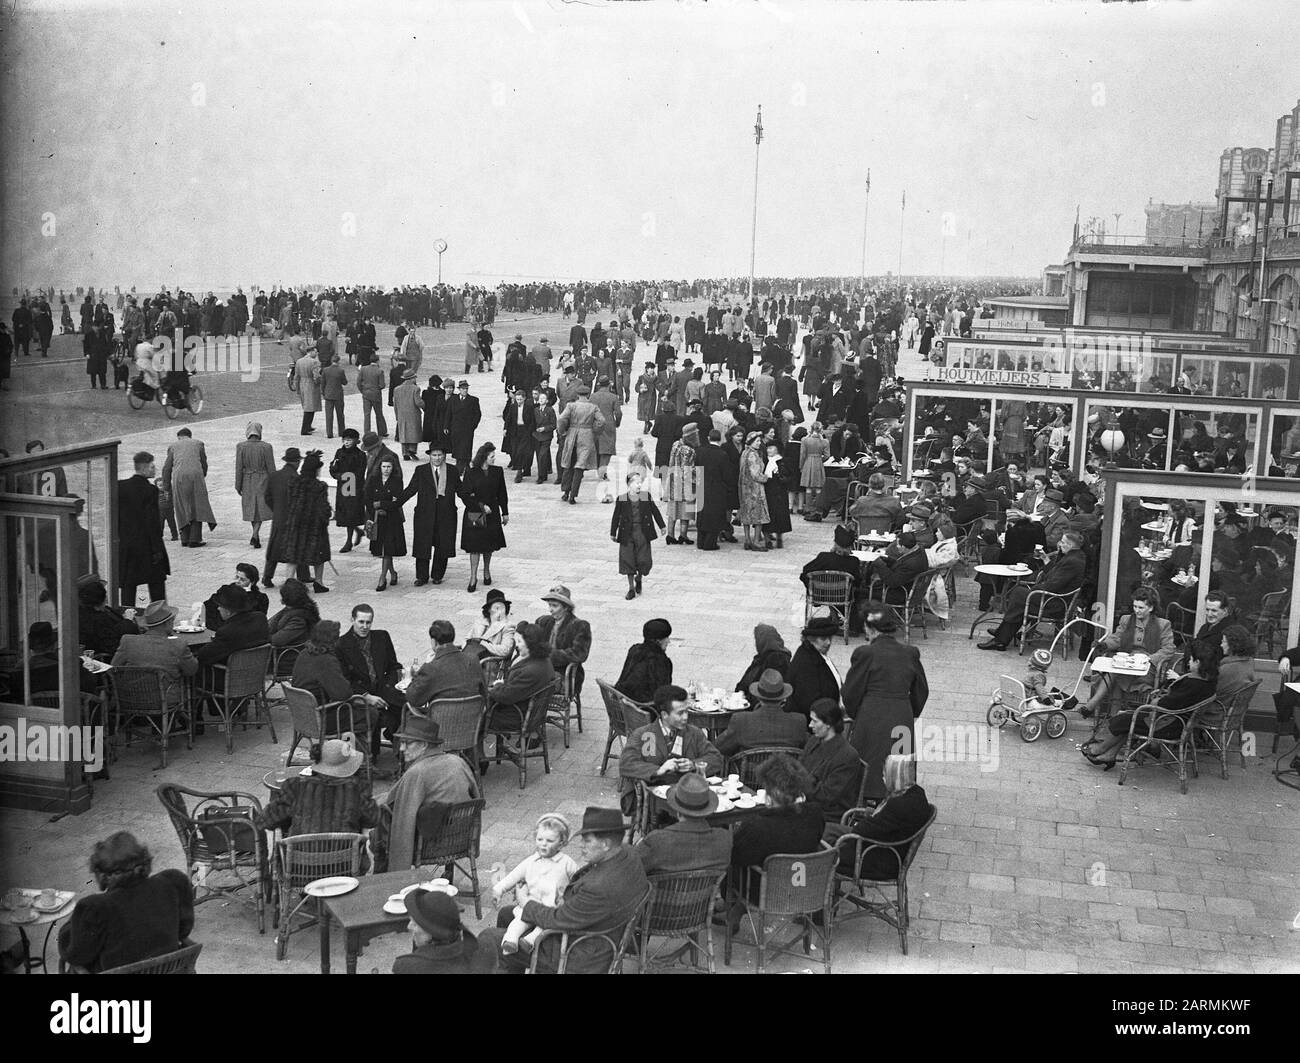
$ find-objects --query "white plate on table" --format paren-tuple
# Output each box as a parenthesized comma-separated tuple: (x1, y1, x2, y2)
(173, 623, 204, 633)
(713, 795, 735, 813)
(33, 893, 73, 913)
(734, 796, 758, 810)
(80, 657, 112, 674)
(304, 876, 358, 898)
(8, 908, 39, 924)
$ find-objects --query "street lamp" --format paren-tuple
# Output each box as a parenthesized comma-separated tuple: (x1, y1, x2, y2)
(748, 105, 763, 303)
(860, 170, 871, 291)
(434, 238, 448, 284)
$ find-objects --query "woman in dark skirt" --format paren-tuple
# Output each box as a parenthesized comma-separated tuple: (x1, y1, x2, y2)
(366, 457, 407, 592)
(761, 438, 793, 548)
(610, 469, 666, 600)
(459, 442, 509, 594)
(280, 451, 333, 594)
(721, 424, 745, 522)
(329, 429, 368, 552)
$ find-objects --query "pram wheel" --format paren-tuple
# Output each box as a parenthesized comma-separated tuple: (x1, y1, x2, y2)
(1045, 712, 1068, 739)
(1019, 716, 1043, 742)
(986, 702, 1009, 728)
(126, 385, 145, 409)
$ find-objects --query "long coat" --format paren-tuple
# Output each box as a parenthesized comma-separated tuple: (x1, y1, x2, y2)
(234, 439, 275, 522)
(635, 371, 658, 421)
(695, 443, 731, 535)
(502, 398, 536, 464)
(786, 640, 841, 718)
(556, 398, 606, 471)
(399, 461, 460, 558)
(280, 476, 333, 566)
(737, 444, 770, 525)
(366, 472, 408, 557)
(296, 353, 322, 412)
(117, 474, 170, 590)
(329, 445, 367, 528)
(448, 394, 482, 465)
(840, 634, 928, 803)
(393, 380, 425, 446)
(420, 387, 445, 443)
(162, 436, 216, 527)
(590, 388, 622, 457)
(459, 465, 508, 554)
(263, 464, 298, 564)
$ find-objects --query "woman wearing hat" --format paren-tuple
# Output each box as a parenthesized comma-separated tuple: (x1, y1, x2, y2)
(738, 430, 771, 550)
(366, 455, 408, 592)
(280, 450, 333, 594)
(664, 424, 698, 546)
(329, 429, 368, 552)
(234, 422, 276, 550)
(786, 613, 843, 718)
(761, 437, 793, 549)
(615, 618, 673, 704)
(459, 442, 509, 593)
(484, 620, 557, 732)
(468, 589, 516, 660)
(393, 367, 425, 461)
(636, 361, 658, 432)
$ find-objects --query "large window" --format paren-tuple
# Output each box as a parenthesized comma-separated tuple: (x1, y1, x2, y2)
(1084, 272, 1198, 330)
(1084, 400, 1259, 476)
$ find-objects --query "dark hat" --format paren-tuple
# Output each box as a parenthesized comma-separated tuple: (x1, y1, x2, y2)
(28, 621, 56, 649)
(404, 889, 463, 941)
(393, 714, 444, 745)
(457, 380, 470, 390)
(1043, 489, 1064, 504)
(482, 588, 512, 617)
(864, 605, 901, 633)
(909, 503, 934, 520)
(748, 668, 793, 702)
(577, 384, 592, 395)
(75, 572, 106, 589)
(341, 428, 360, 440)
(576, 806, 626, 837)
(665, 774, 719, 819)
(643, 618, 672, 640)
(282, 447, 302, 463)
(361, 432, 381, 447)
(140, 601, 176, 628)
(802, 615, 842, 639)
(833, 523, 856, 549)
(215, 584, 250, 612)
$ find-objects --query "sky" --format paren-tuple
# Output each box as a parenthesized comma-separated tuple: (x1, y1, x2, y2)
(1, 0, 1296, 290)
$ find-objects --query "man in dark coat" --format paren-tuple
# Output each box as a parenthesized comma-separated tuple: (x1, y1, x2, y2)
(716, 669, 808, 756)
(398, 444, 460, 586)
(501, 389, 536, 481)
(449, 380, 482, 466)
(117, 451, 170, 605)
(261, 447, 301, 587)
(632, 775, 732, 875)
(419, 374, 445, 443)
(337, 604, 404, 743)
(978, 531, 1087, 650)
(786, 615, 843, 718)
(865, 531, 929, 606)
(195, 584, 270, 670)
(858, 351, 883, 409)
(77, 573, 139, 657)
(650, 402, 682, 473)
(696, 430, 731, 551)
(615, 618, 673, 704)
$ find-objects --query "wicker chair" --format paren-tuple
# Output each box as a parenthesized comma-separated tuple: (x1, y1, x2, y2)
(109, 665, 191, 768)
(156, 783, 269, 934)
(723, 848, 838, 974)
(528, 885, 653, 974)
(1165, 602, 1196, 647)
(544, 662, 585, 749)
(728, 746, 793, 790)
(621, 698, 654, 735)
(901, 567, 948, 641)
(805, 571, 853, 644)
(101, 941, 203, 975)
(414, 798, 485, 919)
(411, 694, 488, 789)
(596, 679, 642, 776)
(273, 832, 367, 961)
(480, 654, 509, 688)
(635, 867, 729, 973)
(1195, 680, 1261, 779)
(1117, 695, 1219, 794)
(194, 644, 276, 754)
(266, 642, 308, 700)
(1017, 588, 1082, 657)
(1249, 591, 1290, 657)
(832, 804, 937, 954)
(282, 684, 373, 783)
(627, 780, 656, 845)
(484, 681, 557, 789)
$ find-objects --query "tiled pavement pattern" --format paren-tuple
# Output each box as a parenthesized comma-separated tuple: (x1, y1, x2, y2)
(2, 313, 1297, 974)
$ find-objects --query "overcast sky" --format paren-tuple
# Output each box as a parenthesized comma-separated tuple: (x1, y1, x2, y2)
(2, 0, 1296, 290)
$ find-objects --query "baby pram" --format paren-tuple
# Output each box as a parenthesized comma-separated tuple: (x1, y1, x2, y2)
(986, 617, 1107, 742)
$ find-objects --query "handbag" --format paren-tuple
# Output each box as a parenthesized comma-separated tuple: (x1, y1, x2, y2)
(364, 519, 378, 541)
(197, 806, 258, 856)
(466, 510, 487, 529)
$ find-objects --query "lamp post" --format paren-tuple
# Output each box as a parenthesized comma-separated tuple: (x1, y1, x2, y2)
(433, 239, 448, 285)
(748, 105, 763, 303)
(860, 170, 871, 291)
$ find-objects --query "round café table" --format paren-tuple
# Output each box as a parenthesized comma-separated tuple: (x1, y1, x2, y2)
(0, 889, 81, 974)
(969, 564, 1033, 639)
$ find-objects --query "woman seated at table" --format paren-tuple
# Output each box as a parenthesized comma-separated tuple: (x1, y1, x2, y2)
(290, 620, 385, 737)
(267, 577, 320, 647)
(203, 564, 271, 632)
(827, 754, 932, 880)
(798, 699, 862, 824)
(734, 623, 791, 707)
(467, 588, 515, 661)
(1081, 639, 1220, 770)
(484, 621, 556, 730)
(58, 831, 194, 974)
(1082, 586, 1175, 718)
(617, 683, 723, 816)
(255, 738, 380, 867)
(728, 754, 825, 906)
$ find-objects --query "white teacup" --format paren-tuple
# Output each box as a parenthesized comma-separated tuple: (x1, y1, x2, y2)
(756, 789, 767, 803)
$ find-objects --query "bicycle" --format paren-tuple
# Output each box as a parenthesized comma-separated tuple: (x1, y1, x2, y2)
(126, 375, 204, 419)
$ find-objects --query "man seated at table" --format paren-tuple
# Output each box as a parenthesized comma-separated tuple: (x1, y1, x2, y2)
(632, 774, 732, 875)
(481, 806, 649, 974)
(1038, 489, 1072, 551)
(337, 604, 404, 751)
(951, 475, 988, 528)
(1182, 592, 1234, 668)
(846, 472, 902, 533)
(382, 716, 478, 872)
(394, 887, 496, 974)
(76, 573, 138, 658)
(403, 620, 485, 712)
(800, 523, 861, 593)
(716, 669, 807, 757)
(618, 684, 723, 816)
(194, 585, 270, 670)
(110, 602, 198, 705)
(864, 531, 928, 606)
(978, 531, 1086, 651)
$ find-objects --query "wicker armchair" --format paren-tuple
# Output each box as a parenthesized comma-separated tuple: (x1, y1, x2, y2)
(109, 665, 191, 768)
(635, 867, 729, 974)
(194, 643, 276, 754)
(1248, 591, 1290, 657)
(1117, 695, 1219, 794)
(408, 694, 488, 789)
(728, 746, 792, 790)
(596, 679, 647, 776)
(901, 567, 950, 641)
(723, 848, 838, 974)
(832, 804, 936, 954)
(273, 832, 367, 961)
(528, 885, 653, 974)
(484, 681, 557, 789)
(1165, 602, 1196, 647)
(282, 684, 373, 783)
(414, 798, 485, 919)
(266, 642, 308, 700)
(1195, 680, 1261, 779)
(101, 941, 202, 975)
(156, 783, 269, 933)
(545, 662, 585, 749)
(805, 571, 853, 644)
(1017, 588, 1082, 657)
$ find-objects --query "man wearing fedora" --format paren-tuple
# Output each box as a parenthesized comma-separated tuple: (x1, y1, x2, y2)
(321, 353, 349, 439)
(394, 888, 495, 974)
(482, 806, 649, 974)
(404, 620, 484, 708)
(978, 530, 1087, 651)
(261, 446, 302, 588)
(398, 444, 461, 586)
(716, 669, 807, 757)
(555, 384, 606, 504)
(110, 602, 198, 705)
(786, 613, 843, 718)
(632, 774, 732, 875)
(449, 380, 481, 467)
(1038, 489, 1071, 551)
(382, 714, 479, 871)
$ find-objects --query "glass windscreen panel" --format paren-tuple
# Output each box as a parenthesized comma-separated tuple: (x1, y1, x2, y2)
(1084, 402, 1258, 476)
(0, 512, 65, 712)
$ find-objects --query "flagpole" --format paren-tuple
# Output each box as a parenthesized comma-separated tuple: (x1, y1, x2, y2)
(860, 170, 871, 290)
(898, 190, 906, 280)
(748, 105, 763, 303)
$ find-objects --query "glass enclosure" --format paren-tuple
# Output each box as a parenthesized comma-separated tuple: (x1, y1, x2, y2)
(1082, 399, 1259, 476)
(909, 389, 1075, 481)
